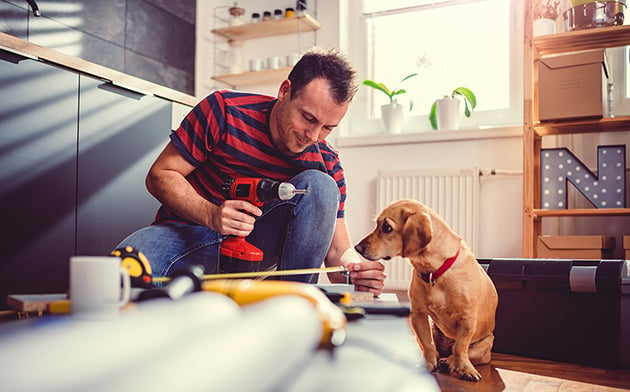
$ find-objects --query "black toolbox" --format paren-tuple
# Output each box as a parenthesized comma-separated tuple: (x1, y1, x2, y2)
(478, 258, 629, 368)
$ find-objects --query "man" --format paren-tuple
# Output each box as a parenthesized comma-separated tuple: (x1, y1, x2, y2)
(116, 47, 385, 295)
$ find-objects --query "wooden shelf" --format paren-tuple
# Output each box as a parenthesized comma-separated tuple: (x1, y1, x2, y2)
(533, 208, 630, 218)
(534, 25, 630, 57)
(212, 67, 291, 88)
(522, 0, 630, 257)
(211, 15, 320, 41)
(534, 116, 630, 136)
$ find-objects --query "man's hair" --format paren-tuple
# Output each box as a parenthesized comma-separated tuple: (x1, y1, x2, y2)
(287, 47, 358, 104)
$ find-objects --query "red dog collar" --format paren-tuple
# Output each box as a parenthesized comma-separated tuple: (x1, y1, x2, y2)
(419, 247, 461, 285)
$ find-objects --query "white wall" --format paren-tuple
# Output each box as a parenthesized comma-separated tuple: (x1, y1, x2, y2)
(336, 130, 524, 258)
(195, 1, 526, 259)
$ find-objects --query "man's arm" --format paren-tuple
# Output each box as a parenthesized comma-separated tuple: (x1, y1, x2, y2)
(145, 142, 261, 236)
(324, 218, 386, 295)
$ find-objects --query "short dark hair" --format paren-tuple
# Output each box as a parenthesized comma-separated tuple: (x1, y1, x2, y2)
(287, 47, 358, 104)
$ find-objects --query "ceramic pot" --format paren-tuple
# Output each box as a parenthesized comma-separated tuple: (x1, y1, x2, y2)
(533, 18, 556, 36)
(436, 97, 459, 130)
(381, 101, 404, 134)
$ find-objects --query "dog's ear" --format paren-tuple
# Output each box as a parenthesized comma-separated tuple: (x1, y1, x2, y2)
(401, 210, 432, 257)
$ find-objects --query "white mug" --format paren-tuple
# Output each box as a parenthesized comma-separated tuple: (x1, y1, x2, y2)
(267, 56, 282, 70)
(286, 53, 301, 67)
(249, 58, 264, 72)
(70, 256, 131, 320)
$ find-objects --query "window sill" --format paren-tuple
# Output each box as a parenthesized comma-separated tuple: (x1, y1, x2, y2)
(335, 125, 523, 148)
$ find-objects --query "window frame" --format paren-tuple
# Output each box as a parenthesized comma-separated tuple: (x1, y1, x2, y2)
(341, 0, 524, 137)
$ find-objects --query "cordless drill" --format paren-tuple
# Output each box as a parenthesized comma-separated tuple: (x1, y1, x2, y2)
(220, 178, 307, 270)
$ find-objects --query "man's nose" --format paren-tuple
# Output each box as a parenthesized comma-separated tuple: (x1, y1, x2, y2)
(304, 127, 321, 143)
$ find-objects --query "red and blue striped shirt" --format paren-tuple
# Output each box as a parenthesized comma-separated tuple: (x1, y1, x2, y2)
(154, 90, 347, 224)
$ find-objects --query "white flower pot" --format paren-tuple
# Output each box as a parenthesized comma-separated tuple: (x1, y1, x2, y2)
(436, 97, 459, 131)
(533, 18, 556, 36)
(381, 102, 404, 134)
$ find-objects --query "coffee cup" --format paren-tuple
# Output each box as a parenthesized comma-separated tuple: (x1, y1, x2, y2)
(267, 56, 282, 70)
(249, 58, 264, 72)
(70, 256, 130, 320)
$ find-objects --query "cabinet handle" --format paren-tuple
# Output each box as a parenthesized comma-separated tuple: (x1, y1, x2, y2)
(25, 0, 41, 17)
(0, 48, 37, 64)
(97, 82, 146, 100)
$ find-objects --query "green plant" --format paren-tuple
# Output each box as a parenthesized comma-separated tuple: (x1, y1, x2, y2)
(363, 73, 418, 110)
(429, 87, 477, 130)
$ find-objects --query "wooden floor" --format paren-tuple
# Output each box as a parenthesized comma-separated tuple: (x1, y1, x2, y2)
(434, 352, 630, 392)
(384, 290, 630, 392)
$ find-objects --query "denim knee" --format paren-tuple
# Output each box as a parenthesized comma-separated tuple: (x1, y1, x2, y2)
(289, 170, 340, 215)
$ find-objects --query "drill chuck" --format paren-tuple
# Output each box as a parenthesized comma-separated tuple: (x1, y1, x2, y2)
(277, 182, 307, 200)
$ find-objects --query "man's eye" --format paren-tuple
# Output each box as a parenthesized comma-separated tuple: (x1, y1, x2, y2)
(382, 222, 393, 233)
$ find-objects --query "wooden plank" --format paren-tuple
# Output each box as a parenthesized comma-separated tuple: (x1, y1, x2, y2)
(7, 294, 67, 312)
(213, 67, 291, 88)
(535, 25, 630, 57)
(535, 116, 630, 135)
(534, 208, 630, 218)
(211, 15, 320, 41)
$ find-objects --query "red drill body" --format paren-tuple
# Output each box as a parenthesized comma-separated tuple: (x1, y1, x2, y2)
(220, 178, 306, 265)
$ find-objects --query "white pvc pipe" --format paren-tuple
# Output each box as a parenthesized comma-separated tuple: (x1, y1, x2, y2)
(88, 296, 322, 392)
(0, 292, 242, 392)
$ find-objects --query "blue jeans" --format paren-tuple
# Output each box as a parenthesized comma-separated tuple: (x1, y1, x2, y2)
(115, 170, 340, 283)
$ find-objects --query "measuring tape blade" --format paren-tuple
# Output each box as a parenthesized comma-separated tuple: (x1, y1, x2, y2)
(152, 265, 347, 283)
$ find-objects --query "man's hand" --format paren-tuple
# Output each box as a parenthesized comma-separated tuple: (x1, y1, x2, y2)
(346, 261, 386, 296)
(209, 200, 262, 236)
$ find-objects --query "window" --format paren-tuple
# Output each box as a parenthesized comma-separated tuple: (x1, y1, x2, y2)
(343, 0, 523, 136)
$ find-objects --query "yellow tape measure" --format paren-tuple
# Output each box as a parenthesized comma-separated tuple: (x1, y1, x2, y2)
(152, 265, 348, 283)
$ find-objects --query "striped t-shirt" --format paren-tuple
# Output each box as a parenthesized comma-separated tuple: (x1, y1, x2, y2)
(154, 90, 347, 225)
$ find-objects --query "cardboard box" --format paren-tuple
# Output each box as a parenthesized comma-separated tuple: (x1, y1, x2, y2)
(536, 235, 615, 259)
(625, 236, 630, 260)
(479, 258, 630, 368)
(538, 49, 609, 121)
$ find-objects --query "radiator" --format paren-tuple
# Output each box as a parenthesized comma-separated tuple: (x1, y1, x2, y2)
(377, 168, 480, 290)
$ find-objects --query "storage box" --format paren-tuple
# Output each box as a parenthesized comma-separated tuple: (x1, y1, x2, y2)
(537, 235, 615, 259)
(538, 49, 609, 121)
(625, 236, 630, 260)
(479, 258, 630, 368)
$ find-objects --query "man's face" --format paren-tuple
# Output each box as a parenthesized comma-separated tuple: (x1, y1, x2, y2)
(271, 78, 349, 156)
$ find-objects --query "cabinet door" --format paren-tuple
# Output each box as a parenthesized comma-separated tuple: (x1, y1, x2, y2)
(0, 53, 78, 308)
(76, 76, 171, 256)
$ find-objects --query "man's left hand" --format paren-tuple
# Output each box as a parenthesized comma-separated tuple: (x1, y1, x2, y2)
(346, 261, 386, 296)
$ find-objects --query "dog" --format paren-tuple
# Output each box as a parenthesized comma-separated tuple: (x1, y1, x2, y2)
(355, 199, 498, 382)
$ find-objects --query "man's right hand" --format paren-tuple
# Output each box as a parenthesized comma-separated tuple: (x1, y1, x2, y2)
(210, 200, 262, 236)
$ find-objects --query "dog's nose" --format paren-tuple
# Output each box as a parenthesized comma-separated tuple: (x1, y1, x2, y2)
(354, 243, 365, 255)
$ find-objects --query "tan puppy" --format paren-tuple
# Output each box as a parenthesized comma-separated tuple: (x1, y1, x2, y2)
(355, 199, 498, 381)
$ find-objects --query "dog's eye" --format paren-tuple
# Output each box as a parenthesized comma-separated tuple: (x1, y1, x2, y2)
(382, 222, 393, 233)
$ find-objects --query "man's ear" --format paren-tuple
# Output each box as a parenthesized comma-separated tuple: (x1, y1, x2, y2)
(277, 79, 291, 101)
(401, 210, 432, 257)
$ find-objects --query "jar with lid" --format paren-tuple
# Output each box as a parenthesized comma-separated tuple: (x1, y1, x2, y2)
(228, 4, 245, 26)
(227, 40, 244, 74)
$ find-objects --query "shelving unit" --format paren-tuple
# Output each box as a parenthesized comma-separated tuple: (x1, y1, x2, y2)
(211, 13, 320, 89)
(522, 2, 630, 257)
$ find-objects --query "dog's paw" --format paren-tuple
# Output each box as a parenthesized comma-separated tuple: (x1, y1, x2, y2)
(423, 354, 440, 373)
(454, 367, 482, 382)
(443, 356, 482, 382)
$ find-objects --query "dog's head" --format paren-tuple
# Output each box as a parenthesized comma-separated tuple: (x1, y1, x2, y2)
(355, 199, 432, 261)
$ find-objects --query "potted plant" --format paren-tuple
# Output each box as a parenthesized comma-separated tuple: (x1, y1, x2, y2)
(363, 73, 418, 134)
(429, 87, 477, 131)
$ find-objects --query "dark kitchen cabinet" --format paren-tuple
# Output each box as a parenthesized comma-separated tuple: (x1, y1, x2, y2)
(0, 53, 78, 305)
(0, 53, 172, 309)
(76, 76, 170, 255)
